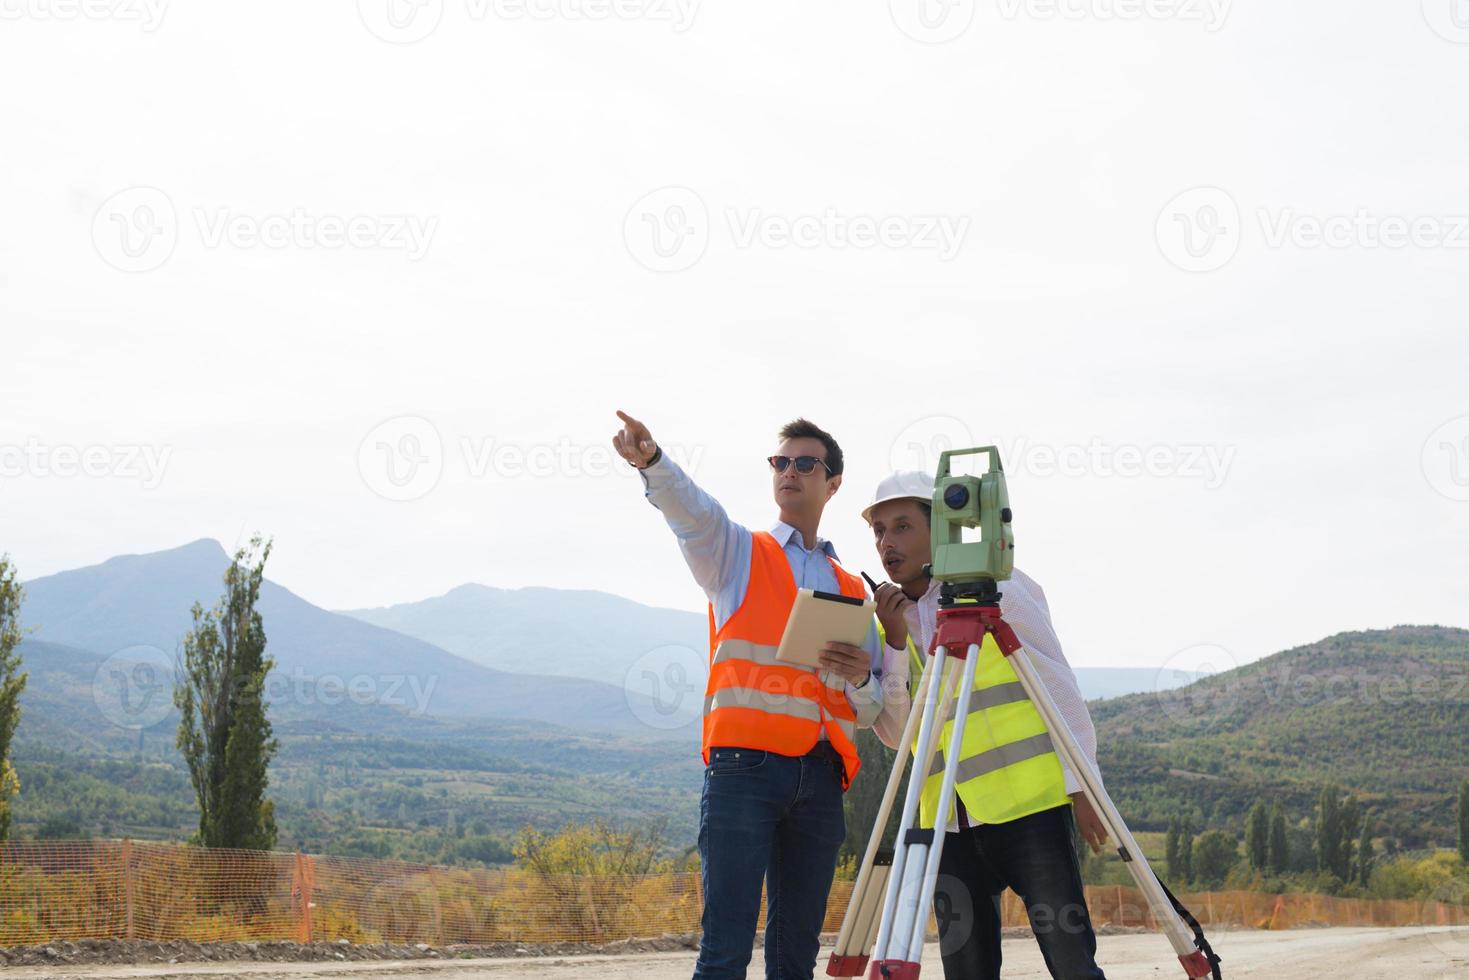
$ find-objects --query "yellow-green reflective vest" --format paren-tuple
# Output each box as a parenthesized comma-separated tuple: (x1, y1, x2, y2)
(884, 622, 1069, 828)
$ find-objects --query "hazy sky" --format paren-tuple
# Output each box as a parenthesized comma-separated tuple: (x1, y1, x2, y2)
(3, 0, 1467, 671)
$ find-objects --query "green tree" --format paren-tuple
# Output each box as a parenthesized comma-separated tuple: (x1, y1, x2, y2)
(1179, 818, 1194, 884)
(1245, 800, 1269, 870)
(1356, 816, 1373, 886)
(1316, 784, 1342, 878)
(1459, 779, 1469, 865)
(1268, 804, 1289, 874)
(1339, 795, 1361, 882)
(841, 729, 902, 866)
(1166, 818, 1181, 879)
(0, 555, 27, 841)
(174, 536, 278, 850)
(1191, 830, 1239, 889)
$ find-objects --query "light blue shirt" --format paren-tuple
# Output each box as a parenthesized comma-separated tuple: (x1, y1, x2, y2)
(639, 453, 883, 726)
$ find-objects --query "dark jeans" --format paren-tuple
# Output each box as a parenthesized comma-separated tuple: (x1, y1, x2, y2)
(934, 804, 1105, 980)
(693, 744, 847, 980)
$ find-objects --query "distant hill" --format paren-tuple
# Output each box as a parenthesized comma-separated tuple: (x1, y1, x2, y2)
(18, 539, 668, 737)
(339, 584, 1197, 701)
(340, 583, 707, 687)
(1091, 625, 1469, 849)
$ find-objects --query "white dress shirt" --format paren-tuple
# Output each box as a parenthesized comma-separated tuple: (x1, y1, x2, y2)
(872, 568, 1100, 832)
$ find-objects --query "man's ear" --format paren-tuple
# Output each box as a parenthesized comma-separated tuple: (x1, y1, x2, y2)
(827, 474, 842, 500)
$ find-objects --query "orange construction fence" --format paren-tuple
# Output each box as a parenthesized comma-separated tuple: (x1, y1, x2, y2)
(1, 839, 1464, 947)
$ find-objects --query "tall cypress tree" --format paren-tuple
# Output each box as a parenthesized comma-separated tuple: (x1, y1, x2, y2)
(0, 556, 28, 842)
(1245, 800, 1270, 870)
(1356, 816, 1373, 886)
(1179, 818, 1194, 884)
(1317, 785, 1341, 878)
(1339, 795, 1361, 882)
(175, 537, 278, 850)
(1166, 818, 1181, 879)
(1268, 804, 1289, 874)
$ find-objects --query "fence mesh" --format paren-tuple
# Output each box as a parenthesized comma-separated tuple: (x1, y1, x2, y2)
(1, 840, 1463, 946)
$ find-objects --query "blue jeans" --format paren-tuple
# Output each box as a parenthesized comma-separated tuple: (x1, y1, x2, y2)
(934, 804, 1105, 980)
(693, 745, 847, 980)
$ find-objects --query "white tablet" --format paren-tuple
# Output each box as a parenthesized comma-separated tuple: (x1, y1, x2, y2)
(775, 588, 877, 669)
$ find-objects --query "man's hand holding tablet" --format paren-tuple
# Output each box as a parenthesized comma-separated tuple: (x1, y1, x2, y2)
(775, 588, 877, 688)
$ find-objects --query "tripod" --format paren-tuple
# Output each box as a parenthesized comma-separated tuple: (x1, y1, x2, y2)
(827, 581, 1222, 980)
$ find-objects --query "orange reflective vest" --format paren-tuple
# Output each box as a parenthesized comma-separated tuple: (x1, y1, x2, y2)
(703, 531, 867, 789)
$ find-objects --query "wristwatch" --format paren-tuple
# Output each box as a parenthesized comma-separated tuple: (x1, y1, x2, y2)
(637, 445, 663, 469)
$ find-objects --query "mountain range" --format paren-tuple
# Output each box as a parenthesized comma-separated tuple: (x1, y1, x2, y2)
(11, 540, 1466, 855)
(338, 581, 1197, 701)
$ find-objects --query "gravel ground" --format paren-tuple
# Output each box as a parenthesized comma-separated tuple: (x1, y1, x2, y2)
(1, 927, 1466, 979)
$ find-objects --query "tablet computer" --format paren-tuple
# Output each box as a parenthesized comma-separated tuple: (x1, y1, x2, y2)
(775, 588, 877, 669)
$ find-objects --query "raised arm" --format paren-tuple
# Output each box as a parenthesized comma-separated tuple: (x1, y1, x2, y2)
(613, 410, 750, 608)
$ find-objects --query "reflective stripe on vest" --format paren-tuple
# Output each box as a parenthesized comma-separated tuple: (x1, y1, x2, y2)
(897, 625, 1069, 827)
(703, 531, 866, 789)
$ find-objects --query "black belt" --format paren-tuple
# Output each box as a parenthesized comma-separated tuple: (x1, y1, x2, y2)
(804, 741, 843, 762)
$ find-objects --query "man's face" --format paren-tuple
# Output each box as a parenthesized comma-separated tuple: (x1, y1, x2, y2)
(771, 436, 840, 515)
(869, 499, 931, 587)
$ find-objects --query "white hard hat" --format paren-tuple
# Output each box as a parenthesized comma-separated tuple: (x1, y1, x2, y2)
(861, 470, 935, 524)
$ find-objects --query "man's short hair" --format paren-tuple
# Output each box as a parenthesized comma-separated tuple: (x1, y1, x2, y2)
(778, 418, 843, 476)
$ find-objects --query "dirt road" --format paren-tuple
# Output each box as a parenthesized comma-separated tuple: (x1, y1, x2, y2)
(6, 927, 1467, 979)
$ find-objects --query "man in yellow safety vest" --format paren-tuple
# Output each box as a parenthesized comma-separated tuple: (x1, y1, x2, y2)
(866, 470, 1109, 980)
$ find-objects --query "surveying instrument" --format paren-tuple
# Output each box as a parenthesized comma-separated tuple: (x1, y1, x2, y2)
(827, 447, 1222, 980)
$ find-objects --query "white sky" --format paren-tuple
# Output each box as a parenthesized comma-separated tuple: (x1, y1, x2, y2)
(3, 0, 1467, 670)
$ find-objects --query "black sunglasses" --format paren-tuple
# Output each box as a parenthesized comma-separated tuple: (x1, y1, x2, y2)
(768, 455, 832, 476)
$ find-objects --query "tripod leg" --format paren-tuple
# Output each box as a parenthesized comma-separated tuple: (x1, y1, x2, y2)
(828, 658, 939, 976)
(1006, 645, 1218, 978)
(901, 642, 982, 965)
(870, 645, 958, 968)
